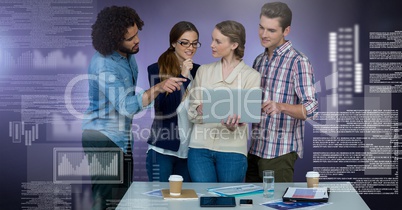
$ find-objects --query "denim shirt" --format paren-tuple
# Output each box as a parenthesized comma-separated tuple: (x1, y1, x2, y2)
(82, 51, 152, 153)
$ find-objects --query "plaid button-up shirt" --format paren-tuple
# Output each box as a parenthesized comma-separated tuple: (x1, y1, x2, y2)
(249, 41, 318, 159)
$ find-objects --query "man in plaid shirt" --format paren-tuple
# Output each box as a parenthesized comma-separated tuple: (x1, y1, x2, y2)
(246, 2, 318, 183)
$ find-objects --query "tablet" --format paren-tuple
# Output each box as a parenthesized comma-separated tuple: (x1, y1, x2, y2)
(202, 88, 262, 123)
(200, 196, 236, 207)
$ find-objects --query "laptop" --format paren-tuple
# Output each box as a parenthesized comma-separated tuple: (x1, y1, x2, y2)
(202, 88, 262, 123)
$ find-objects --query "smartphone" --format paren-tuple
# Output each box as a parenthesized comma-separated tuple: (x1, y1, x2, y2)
(200, 196, 236, 207)
(239, 199, 253, 207)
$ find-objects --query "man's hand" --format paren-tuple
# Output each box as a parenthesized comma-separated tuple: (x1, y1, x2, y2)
(142, 77, 187, 107)
(262, 100, 307, 120)
(156, 77, 187, 93)
(262, 100, 282, 116)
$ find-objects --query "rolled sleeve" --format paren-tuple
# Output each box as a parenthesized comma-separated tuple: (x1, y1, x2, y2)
(99, 71, 152, 118)
(188, 89, 204, 124)
(120, 89, 154, 117)
(302, 95, 318, 118)
(295, 59, 318, 119)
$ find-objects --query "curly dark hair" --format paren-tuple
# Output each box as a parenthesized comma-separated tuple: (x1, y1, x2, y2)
(91, 6, 144, 56)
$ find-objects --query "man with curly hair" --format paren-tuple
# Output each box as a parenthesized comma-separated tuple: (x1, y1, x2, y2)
(81, 6, 186, 210)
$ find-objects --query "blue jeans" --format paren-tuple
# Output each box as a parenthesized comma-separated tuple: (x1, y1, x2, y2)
(146, 149, 191, 182)
(187, 148, 247, 182)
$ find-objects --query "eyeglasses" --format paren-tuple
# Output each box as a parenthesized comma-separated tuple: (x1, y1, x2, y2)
(177, 40, 201, 48)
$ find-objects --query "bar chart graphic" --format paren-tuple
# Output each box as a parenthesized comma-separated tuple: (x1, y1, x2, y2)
(53, 147, 123, 184)
(328, 24, 362, 107)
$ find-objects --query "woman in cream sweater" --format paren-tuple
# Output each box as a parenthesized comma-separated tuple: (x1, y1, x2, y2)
(187, 20, 261, 182)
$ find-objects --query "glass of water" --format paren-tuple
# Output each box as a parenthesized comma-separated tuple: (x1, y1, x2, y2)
(263, 170, 274, 198)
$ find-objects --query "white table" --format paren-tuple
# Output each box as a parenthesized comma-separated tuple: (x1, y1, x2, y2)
(116, 182, 370, 209)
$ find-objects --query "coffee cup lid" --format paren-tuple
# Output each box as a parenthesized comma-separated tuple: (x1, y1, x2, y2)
(169, 175, 183, 181)
(306, 171, 320, 178)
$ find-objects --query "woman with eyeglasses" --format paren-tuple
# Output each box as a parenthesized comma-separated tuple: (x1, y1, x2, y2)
(146, 21, 201, 182)
(187, 20, 261, 182)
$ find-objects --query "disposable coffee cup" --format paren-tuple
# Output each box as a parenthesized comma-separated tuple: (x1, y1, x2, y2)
(168, 175, 183, 196)
(306, 171, 320, 188)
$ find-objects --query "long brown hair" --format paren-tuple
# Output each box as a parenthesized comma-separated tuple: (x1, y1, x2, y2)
(158, 21, 199, 81)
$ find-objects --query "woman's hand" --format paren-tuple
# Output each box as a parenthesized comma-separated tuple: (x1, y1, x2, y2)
(196, 103, 203, 115)
(181, 58, 193, 78)
(221, 114, 246, 131)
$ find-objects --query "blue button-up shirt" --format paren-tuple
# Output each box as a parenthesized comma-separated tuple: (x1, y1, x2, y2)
(82, 51, 152, 153)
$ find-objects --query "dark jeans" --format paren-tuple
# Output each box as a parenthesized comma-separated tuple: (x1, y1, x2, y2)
(245, 152, 298, 183)
(82, 130, 133, 210)
(187, 148, 247, 182)
(146, 149, 191, 182)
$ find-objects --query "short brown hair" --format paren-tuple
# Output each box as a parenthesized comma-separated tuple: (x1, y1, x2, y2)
(260, 2, 292, 32)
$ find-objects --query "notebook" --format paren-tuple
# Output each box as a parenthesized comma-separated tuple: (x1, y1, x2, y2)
(282, 187, 330, 202)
